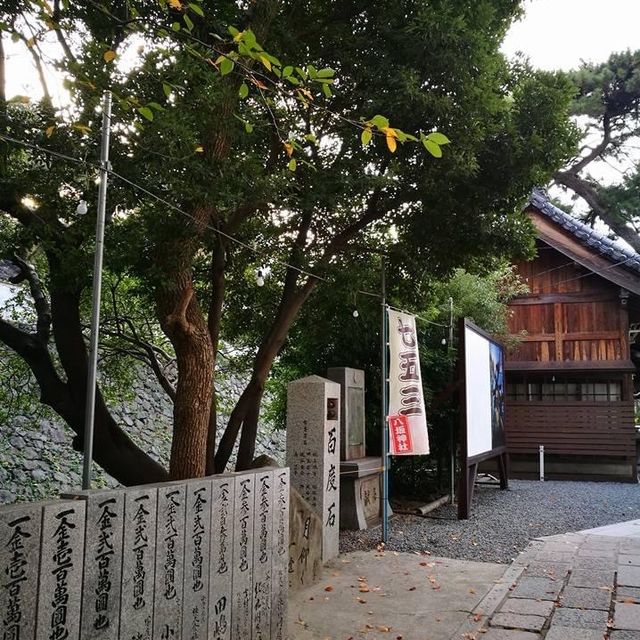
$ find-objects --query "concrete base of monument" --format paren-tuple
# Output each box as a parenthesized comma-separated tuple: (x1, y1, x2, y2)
(287, 550, 506, 640)
(340, 457, 389, 530)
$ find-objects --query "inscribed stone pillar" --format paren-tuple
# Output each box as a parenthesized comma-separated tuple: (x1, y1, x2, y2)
(286, 375, 341, 562)
(182, 478, 212, 640)
(209, 475, 235, 640)
(231, 472, 255, 640)
(153, 482, 187, 640)
(252, 470, 274, 640)
(0, 502, 42, 640)
(36, 499, 86, 640)
(65, 489, 125, 640)
(271, 468, 290, 640)
(119, 485, 158, 640)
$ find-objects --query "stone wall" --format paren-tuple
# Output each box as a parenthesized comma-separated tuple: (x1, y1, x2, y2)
(0, 365, 285, 504)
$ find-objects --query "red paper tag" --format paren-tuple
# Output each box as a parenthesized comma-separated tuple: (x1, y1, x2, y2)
(388, 414, 413, 454)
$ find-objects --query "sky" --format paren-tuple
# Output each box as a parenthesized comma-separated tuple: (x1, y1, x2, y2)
(501, 0, 640, 71)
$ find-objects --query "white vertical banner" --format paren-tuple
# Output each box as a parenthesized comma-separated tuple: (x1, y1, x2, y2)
(387, 308, 430, 456)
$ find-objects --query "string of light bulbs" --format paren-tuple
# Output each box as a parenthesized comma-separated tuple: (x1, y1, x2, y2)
(1, 131, 451, 330)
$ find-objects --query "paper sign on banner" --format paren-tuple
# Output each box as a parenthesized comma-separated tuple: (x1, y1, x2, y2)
(388, 414, 413, 454)
(387, 308, 430, 456)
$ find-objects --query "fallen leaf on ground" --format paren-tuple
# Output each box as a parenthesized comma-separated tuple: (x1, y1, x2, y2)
(324, 585, 334, 592)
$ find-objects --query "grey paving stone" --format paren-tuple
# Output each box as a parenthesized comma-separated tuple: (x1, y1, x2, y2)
(620, 556, 640, 567)
(618, 587, 640, 603)
(479, 630, 541, 640)
(535, 552, 576, 563)
(511, 577, 563, 600)
(610, 630, 640, 640)
(499, 598, 555, 617)
(550, 607, 609, 630)
(560, 586, 612, 611)
(573, 557, 617, 571)
(619, 567, 640, 588)
(545, 628, 608, 640)
(525, 562, 570, 580)
(491, 613, 546, 632)
(615, 603, 640, 631)
(577, 548, 617, 559)
(568, 569, 615, 588)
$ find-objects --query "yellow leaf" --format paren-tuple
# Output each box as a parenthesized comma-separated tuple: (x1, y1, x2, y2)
(45, 125, 55, 138)
(168, 0, 182, 8)
(386, 132, 397, 153)
(195, 145, 204, 153)
(258, 54, 272, 71)
(103, 50, 117, 63)
(284, 142, 294, 157)
(26, 37, 36, 48)
(382, 126, 397, 138)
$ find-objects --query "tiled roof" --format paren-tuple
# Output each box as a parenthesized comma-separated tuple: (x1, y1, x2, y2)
(529, 188, 640, 275)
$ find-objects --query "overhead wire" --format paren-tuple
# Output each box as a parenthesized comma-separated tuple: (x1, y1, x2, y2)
(1, 131, 450, 324)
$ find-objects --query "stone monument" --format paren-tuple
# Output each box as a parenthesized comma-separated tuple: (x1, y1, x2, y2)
(209, 475, 234, 640)
(326, 367, 383, 530)
(0, 502, 42, 640)
(252, 469, 274, 640)
(183, 478, 213, 640)
(286, 375, 340, 562)
(119, 485, 158, 640)
(36, 499, 86, 640)
(153, 482, 187, 640)
(271, 468, 290, 640)
(65, 489, 125, 640)
(231, 472, 255, 639)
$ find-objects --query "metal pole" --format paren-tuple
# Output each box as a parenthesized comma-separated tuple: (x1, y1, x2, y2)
(381, 256, 389, 543)
(539, 445, 545, 482)
(449, 296, 455, 503)
(82, 91, 112, 490)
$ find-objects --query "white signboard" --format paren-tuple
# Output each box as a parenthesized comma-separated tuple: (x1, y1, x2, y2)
(387, 309, 430, 456)
(464, 323, 505, 458)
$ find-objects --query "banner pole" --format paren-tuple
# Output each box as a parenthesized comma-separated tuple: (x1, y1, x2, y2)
(381, 256, 389, 543)
(449, 296, 455, 503)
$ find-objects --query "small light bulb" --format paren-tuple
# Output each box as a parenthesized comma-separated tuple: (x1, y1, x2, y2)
(256, 269, 265, 287)
(441, 338, 447, 345)
(76, 200, 88, 215)
(352, 309, 359, 318)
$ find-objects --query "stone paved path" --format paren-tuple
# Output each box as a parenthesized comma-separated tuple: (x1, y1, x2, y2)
(459, 522, 640, 640)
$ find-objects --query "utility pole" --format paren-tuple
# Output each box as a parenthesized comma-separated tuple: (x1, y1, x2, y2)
(82, 91, 112, 490)
(381, 256, 389, 543)
(448, 296, 455, 502)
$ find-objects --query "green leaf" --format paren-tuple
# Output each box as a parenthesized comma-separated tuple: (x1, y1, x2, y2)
(288, 158, 297, 171)
(304, 133, 317, 144)
(188, 2, 204, 16)
(286, 75, 300, 85)
(245, 121, 254, 134)
(228, 26, 240, 37)
(423, 138, 442, 157)
(283, 66, 293, 78)
(427, 132, 450, 145)
(219, 56, 234, 76)
(369, 114, 389, 129)
(138, 106, 154, 121)
(148, 102, 164, 111)
(317, 67, 335, 78)
(171, 21, 181, 31)
(361, 128, 372, 146)
(162, 82, 173, 97)
(322, 83, 332, 98)
(244, 29, 257, 49)
(183, 14, 194, 31)
(238, 83, 249, 99)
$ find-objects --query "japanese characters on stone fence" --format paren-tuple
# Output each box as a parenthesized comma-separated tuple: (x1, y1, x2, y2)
(0, 468, 290, 640)
(286, 375, 341, 563)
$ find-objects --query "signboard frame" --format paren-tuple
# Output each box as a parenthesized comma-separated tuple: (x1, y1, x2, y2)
(457, 318, 509, 519)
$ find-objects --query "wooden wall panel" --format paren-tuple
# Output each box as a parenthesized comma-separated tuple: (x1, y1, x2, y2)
(505, 401, 635, 457)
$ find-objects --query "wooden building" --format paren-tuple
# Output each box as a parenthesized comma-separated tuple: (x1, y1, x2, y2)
(504, 190, 640, 481)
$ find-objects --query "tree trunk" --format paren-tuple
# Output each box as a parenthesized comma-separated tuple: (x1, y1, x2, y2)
(215, 277, 318, 471)
(45, 289, 169, 485)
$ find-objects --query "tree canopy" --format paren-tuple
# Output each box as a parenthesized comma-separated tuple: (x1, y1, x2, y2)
(0, 0, 578, 484)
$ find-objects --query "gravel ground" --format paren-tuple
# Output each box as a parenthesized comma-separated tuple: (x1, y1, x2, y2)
(340, 479, 640, 564)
